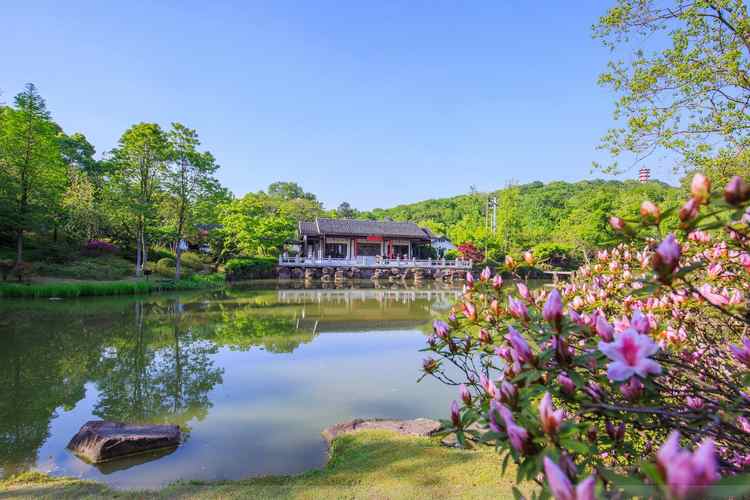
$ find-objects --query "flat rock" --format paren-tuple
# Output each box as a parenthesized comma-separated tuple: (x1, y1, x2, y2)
(322, 418, 441, 445)
(67, 420, 181, 463)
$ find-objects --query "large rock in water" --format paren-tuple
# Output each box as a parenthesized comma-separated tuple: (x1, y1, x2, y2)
(321, 418, 441, 445)
(67, 421, 181, 463)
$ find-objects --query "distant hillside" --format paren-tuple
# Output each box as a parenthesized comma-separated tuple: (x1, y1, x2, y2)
(360, 179, 681, 264)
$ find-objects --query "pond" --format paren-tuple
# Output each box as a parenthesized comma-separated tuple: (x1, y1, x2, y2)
(0, 283, 462, 489)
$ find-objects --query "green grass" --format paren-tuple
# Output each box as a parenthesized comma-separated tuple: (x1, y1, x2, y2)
(0, 430, 526, 499)
(33, 255, 135, 281)
(0, 274, 225, 298)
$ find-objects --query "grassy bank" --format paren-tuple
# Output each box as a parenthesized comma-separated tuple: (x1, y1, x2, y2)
(0, 274, 224, 299)
(0, 430, 525, 499)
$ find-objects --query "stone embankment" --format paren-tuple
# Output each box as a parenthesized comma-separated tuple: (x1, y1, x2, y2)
(277, 266, 467, 282)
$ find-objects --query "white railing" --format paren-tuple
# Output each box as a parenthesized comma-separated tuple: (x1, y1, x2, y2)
(278, 255, 472, 269)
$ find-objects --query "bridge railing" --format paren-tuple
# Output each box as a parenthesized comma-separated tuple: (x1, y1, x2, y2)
(278, 255, 472, 269)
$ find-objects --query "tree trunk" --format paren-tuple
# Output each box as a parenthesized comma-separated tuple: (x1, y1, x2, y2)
(15, 229, 23, 265)
(135, 231, 143, 277)
(175, 245, 182, 281)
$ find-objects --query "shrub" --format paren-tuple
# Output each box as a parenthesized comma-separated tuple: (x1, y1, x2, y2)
(180, 251, 207, 271)
(423, 174, 750, 499)
(0, 260, 14, 281)
(82, 239, 118, 256)
(33, 255, 133, 281)
(530, 242, 579, 270)
(457, 242, 484, 262)
(225, 256, 277, 281)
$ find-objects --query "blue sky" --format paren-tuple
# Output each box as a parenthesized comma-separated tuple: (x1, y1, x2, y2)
(1, 1, 672, 210)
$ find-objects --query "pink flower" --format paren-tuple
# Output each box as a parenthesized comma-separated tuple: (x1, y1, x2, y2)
(523, 251, 535, 266)
(504, 417, 530, 454)
(609, 216, 625, 231)
(629, 310, 650, 334)
(462, 302, 477, 321)
(480, 266, 492, 281)
(459, 384, 472, 406)
(595, 315, 614, 342)
(492, 274, 503, 289)
(653, 234, 681, 283)
(557, 372, 576, 395)
(698, 284, 729, 306)
(619, 377, 644, 401)
(508, 296, 529, 321)
(465, 272, 474, 287)
(640, 200, 661, 223)
(686, 397, 704, 410)
(539, 392, 565, 435)
(543, 456, 596, 500)
(506, 326, 534, 363)
(517, 282, 530, 300)
(598, 328, 661, 381)
(730, 337, 750, 367)
(542, 289, 563, 328)
(499, 381, 517, 404)
(479, 374, 498, 399)
(679, 198, 699, 222)
(478, 329, 492, 345)
(488, 400, 503, 432)
(690, 173, 711, 204)
(724, 175, 749, 205)
(433, 320, 450, 338)
(450, 400, 461, 428)
(656, 432, 719, 500)
(738, 416, 750, 433)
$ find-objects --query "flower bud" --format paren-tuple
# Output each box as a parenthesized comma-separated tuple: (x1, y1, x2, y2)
(558, 372, 576, 395)
(459, 384, 472, 406)
(465, 272, 475, 287)
(652, 234, 681, 283)
(608, 216, 626, 232)
(620, 377, 644, 401)
(523, 251, 535, 266)
(433, 320, 450, 338)
(724, 176, 750, 205)
(504, 255, 516, 270)
(478, 329, 492, 345)
(679, 198, 699, 223)
(690, 173, 710, 204)
(422, 358, 438, 374)
(480, 266, 492, 281)
(450, 400, 461, 428)
(492, 274, 503, 289)
(543, 289, 564, 331)
(640, 200, 661, 224)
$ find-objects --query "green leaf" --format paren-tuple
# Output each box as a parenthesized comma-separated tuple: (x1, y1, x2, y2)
(512, 486, 526, 500)
(560, 438, 589, 454)
(600, 469, 656, 498)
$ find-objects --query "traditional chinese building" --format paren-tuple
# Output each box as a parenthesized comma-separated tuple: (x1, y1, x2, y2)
(296, 218, 432, 262)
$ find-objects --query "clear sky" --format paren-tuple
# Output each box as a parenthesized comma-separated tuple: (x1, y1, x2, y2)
(1, 1, 672, 210)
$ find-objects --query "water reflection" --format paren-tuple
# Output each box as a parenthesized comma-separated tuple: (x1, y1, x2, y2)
(0, 284, 461, 487)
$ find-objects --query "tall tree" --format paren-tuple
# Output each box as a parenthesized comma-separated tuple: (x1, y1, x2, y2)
(336, 201, 358, 218)
(0, 84, 66, 263)
(165, 123, 218, 279)
(268, 181, 317, 201)
(595, 1, 750, 184)
(110, 123, 168, 276)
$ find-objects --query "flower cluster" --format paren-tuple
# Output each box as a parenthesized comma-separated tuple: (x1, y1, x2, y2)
(423, 174, 750, 499)
(83, 239, 118, 255)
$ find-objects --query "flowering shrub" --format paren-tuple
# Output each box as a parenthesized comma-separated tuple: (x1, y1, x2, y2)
(422, 174, 750, 498)
(457, 242, 484, 263)
(82, 239, 118, 256)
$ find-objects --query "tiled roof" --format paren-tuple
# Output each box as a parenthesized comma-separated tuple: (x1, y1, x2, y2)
(299, 218, 430, 239)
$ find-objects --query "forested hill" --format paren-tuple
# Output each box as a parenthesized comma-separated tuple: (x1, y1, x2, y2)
(362, 179, 681, 263)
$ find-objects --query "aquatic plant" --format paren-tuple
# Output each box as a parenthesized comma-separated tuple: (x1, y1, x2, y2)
(422, 174, 750, 498)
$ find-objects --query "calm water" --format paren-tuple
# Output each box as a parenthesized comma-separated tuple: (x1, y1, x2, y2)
(0, 283, 462, 489)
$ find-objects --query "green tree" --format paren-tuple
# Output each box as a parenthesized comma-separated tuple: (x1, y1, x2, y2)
(61, 168, 97, 240)
(268, 181, 317, 201)
(110, 123, 169, 276)
(0, 84, 66, 263)
(336, 201, 358, 218)
(165, 123, 219, 279)
(595, 1, 750, 184)
(218, 194, 295, 257)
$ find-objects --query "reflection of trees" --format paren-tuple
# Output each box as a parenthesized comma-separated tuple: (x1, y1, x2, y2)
(92, 300, 223, 432)
(212, 306, 316, 353)
(0, 309, 104, 476)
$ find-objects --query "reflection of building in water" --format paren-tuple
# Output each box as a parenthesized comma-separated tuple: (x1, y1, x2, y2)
(280, 288, 461, 333)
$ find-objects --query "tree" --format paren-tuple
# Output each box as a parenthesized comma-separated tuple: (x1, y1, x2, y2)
(336, 201, 358, 218)
(218, 194, 295, 257)
(595, 1, 750, 184)
(165, 123, 218, 279)
(109, 123, 168, 276)
(268, 181, 316, 201)
(61, 168, 97, 241)
(0, 84, 66, 263)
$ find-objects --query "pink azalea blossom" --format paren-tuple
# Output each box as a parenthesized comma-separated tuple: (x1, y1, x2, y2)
(698, 284, 729, 306)
(686, 397, 704, 410)
(465, 272, 474, 287)
(543, 289, 563, 329)
(508, 295, 529, 321)
(462, 301, 477, 321)
(656, 432, 719, 500)
(595, 315, 614, 342)
(558, 372, 576, 395)
(730, 337, 750, 367)
(459, 384, 472, 406)
(629, 310, 650, 334)
(598, 328, 661, 381)
(543, 456, 596, 500)
(506, 326, 534, 363)
(433, 320, 450, 338)
(450, 400, 461, 427)
(516, 282, 530, 300)
(480, 266, 492, 281)
(492, 274, 503, 289)
(539, 392, 565, 435)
